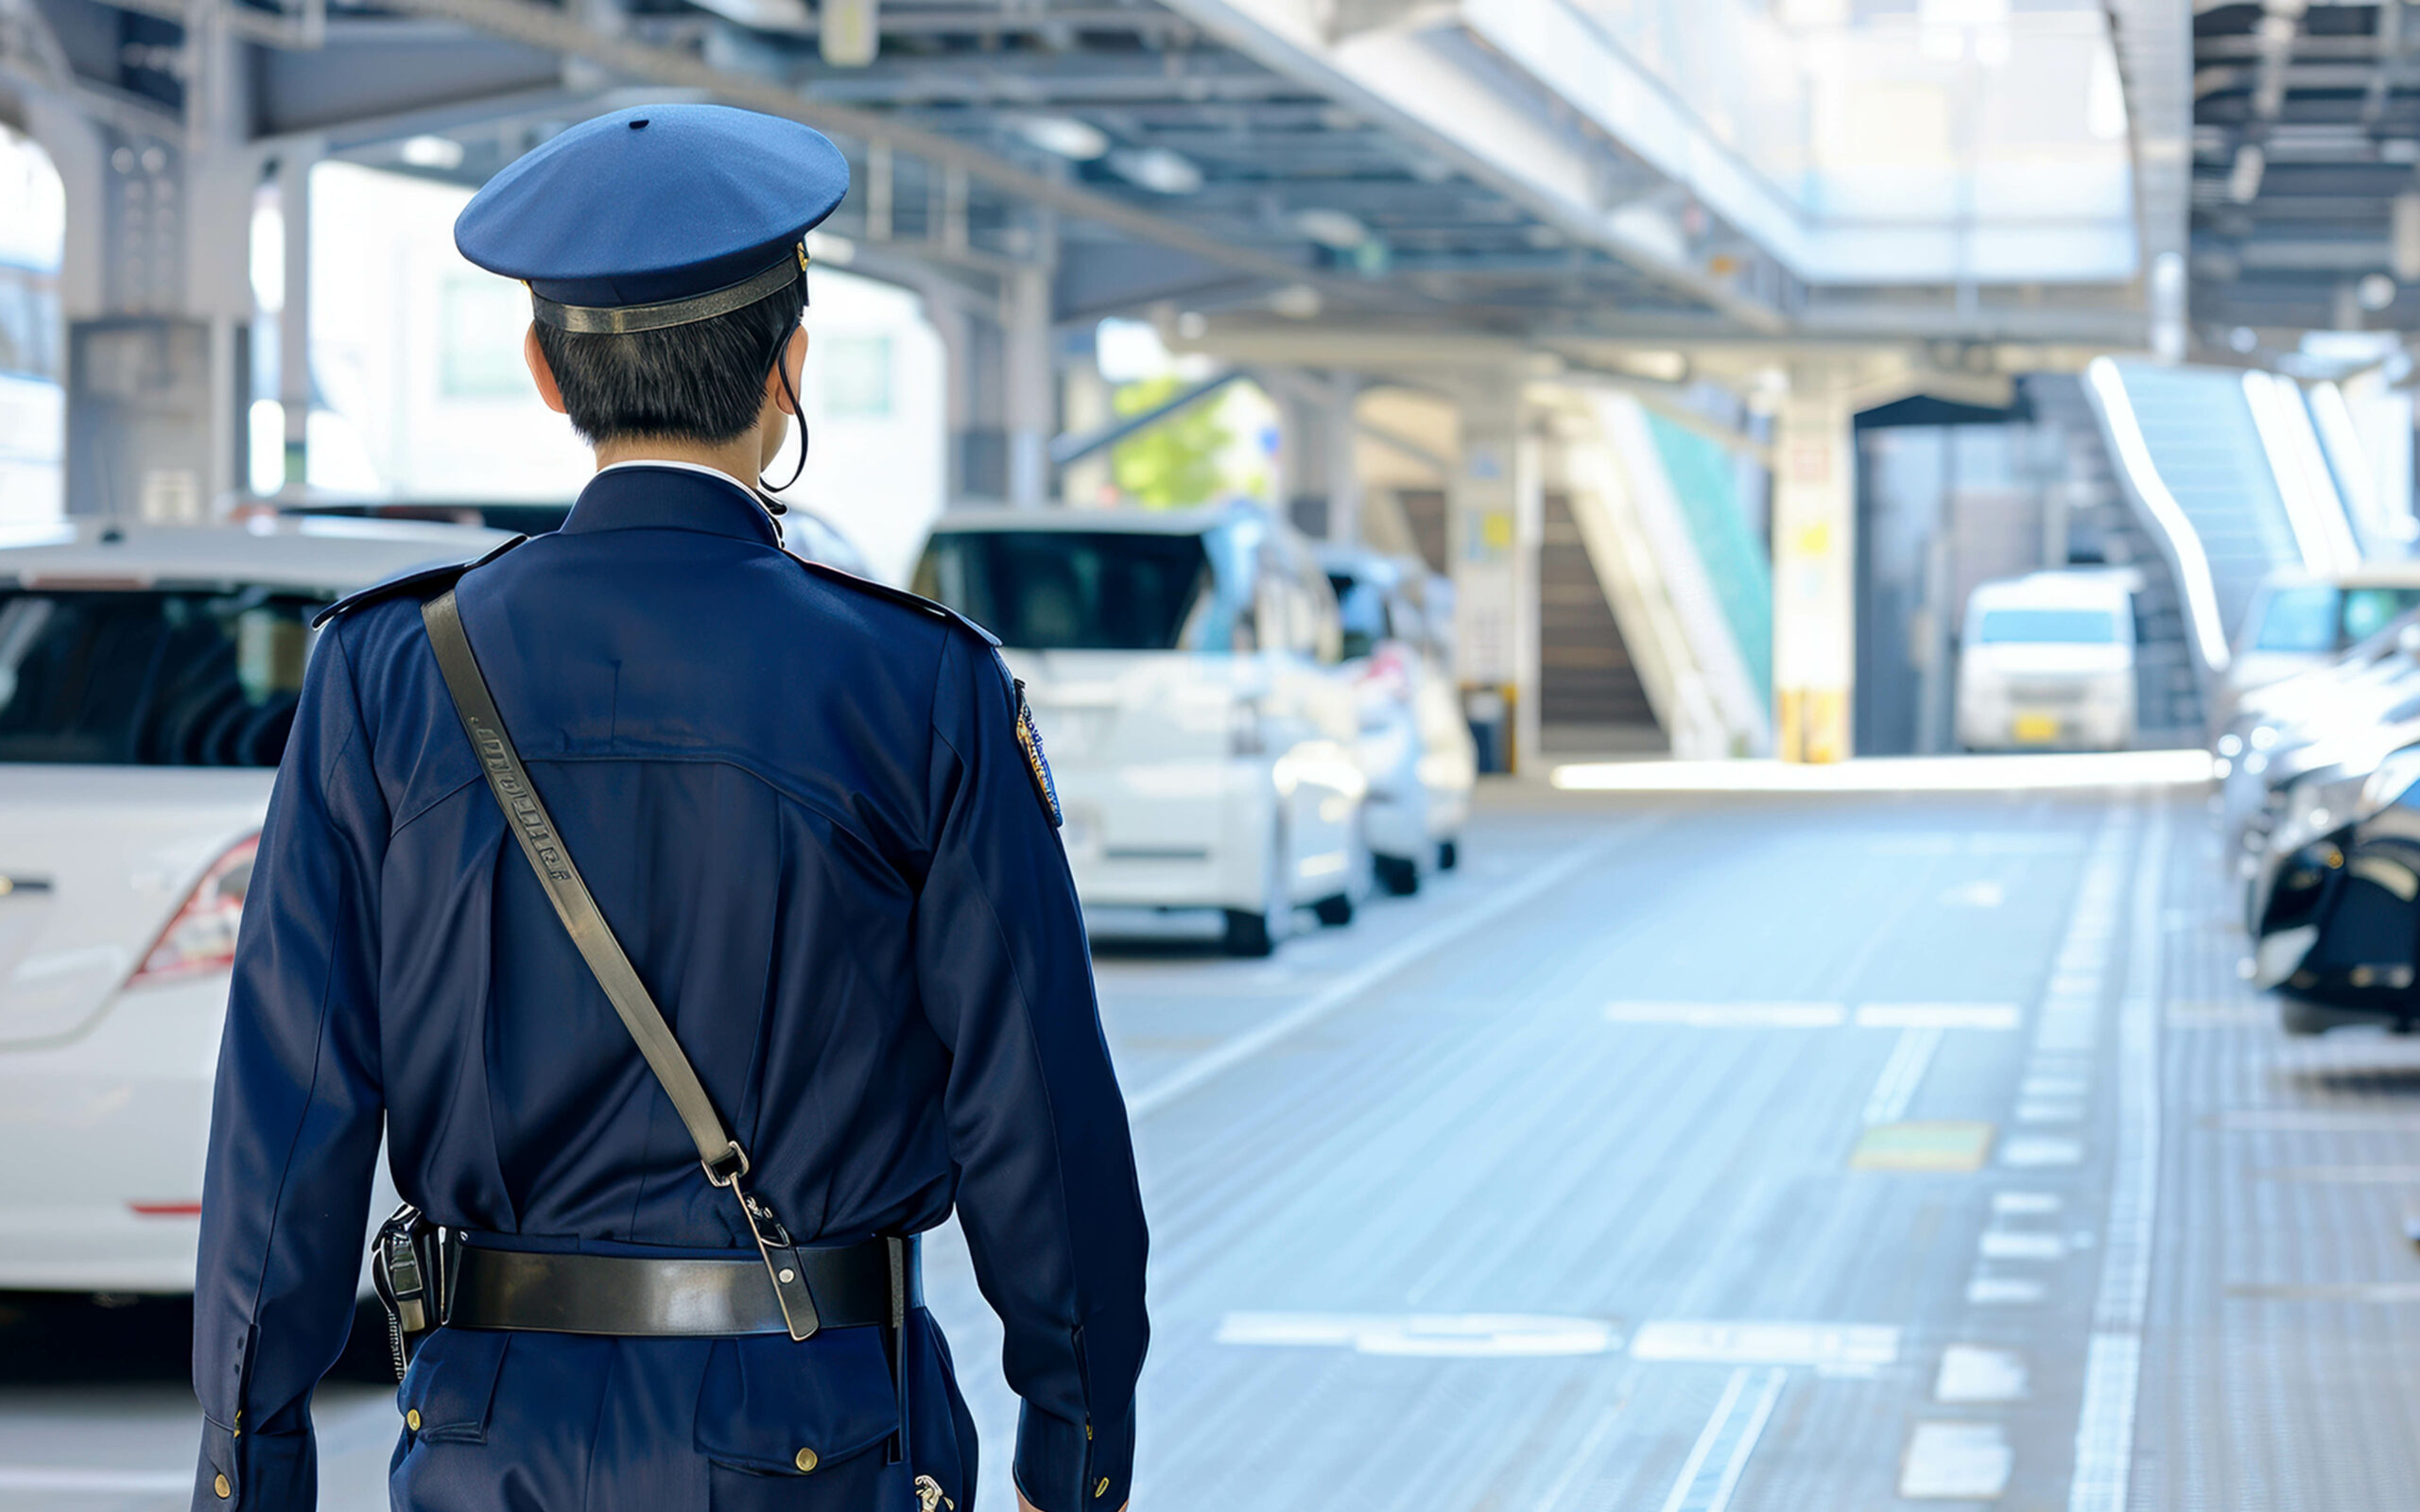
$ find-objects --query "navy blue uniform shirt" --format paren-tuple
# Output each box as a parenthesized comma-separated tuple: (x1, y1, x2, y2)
(190, 466, 1149, 1511)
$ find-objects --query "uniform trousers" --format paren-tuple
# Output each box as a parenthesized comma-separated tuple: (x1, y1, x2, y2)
(389, 1308, 976, 1512)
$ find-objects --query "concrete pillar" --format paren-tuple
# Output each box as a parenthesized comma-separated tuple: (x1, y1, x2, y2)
(1060, 360, 1113, 507)
(1448, 379, 1541, 773)
(277, 149, 314, 492)
(1002, 261, 1053, 508)
(1276, 380, 1329, 538)
(1275, 371, 1364, 542)
(1325, 372, 1363, 544)
(1772, 373, 1857, 763)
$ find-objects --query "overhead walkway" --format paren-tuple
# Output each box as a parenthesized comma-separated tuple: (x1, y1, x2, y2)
(2083, 358, 2362, 683)
(1537, 388, 1772, 760)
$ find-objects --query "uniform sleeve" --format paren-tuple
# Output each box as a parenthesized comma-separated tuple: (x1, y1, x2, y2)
(914, 630, 1150, 1512)
(190, 624, 390, 1512)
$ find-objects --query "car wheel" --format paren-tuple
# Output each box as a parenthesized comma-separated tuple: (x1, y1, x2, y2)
(1222, 908, 1276, 957)
(1223, 816, 1289, 957)
(1437, 839, 1459, 871)
(1314, 891, 1355, 927)
(2280, 997, 2343, 1037)
(1375, 854, 1420, 896)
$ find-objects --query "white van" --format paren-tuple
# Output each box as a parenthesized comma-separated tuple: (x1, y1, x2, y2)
(1955, 571, 2138, 752)
(912, 504, 1367, 955)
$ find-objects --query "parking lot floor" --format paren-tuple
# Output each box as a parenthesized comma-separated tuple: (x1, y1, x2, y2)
(6, 777, 2420, 1509)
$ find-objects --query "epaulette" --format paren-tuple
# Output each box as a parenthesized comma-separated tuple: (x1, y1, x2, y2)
(792, 557, 1001, 647)
(311, 536, 528, 628)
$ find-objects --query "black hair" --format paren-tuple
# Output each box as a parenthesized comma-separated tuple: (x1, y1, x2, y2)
(531, 277, 805, 446)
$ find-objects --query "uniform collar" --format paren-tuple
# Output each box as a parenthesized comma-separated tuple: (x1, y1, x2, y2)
(562, 461, 783, 546)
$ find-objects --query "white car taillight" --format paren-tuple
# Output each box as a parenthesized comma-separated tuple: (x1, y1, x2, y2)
(1357, 645, 1414, 704)
(128, 834, 259, 987)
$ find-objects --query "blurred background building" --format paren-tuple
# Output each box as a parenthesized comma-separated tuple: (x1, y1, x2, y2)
(0, 0, 2413, 765)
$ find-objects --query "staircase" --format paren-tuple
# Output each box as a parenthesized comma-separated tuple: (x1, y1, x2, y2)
(1540, 488, 1660, 744)
(2024, 374, 2203, 740)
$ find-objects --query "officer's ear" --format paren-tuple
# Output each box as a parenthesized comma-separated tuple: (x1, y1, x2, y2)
(765, 326, 808, 418)
(523, 325, 570, 417)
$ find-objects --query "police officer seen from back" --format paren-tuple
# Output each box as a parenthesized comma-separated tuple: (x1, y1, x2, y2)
(190, 104, 1149, 1512)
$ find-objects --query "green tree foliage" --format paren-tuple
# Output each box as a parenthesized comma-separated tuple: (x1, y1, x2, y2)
(1111, 376, 1232, 508)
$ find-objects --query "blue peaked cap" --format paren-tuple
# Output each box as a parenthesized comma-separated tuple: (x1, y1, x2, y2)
(455, 103, 849, 332)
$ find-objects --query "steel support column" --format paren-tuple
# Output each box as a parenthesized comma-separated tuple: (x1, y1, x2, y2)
(276, 146, 314, 492)
(1004, 259, 1052, 508)
(996, 213, 1055, 510)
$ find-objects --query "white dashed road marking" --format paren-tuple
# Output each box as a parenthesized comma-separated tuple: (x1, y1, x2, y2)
(1967, 1276, 2048, 1305)
(1631, 1320, 1898, 1371)
(2002, 1136, 2085, 1168)
(1978, 1230, 2066, 1261)
(1901, 1421, 2014, 1500)
(1214, 1312, 1618, 1357)
(1936, 1345, 2029, 1403)
(2069, 803, 2170, 1512)
(1605, 1001, 1846, 1027)
(1857, 1002, 2022, 1029)
(1863, 1026, 1945, 1125)
(1658, 1366, 1786, 1512)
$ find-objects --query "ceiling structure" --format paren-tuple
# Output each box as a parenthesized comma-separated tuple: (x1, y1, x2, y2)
(0, 0, 2200, 361)
(0, 0, 1807, 336)
(2191, 0, 2420, 343)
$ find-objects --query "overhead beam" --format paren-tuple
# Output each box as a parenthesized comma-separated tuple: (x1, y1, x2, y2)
(1048, 369, 1244, 466)
(1149, 0, 1789, 333)
(356, 0, 1416, 315)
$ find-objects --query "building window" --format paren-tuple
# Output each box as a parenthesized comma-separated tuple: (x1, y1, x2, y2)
(438, 276, 528, 398)
(821, 335, 892, 417)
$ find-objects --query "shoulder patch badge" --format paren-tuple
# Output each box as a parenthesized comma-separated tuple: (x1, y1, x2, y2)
(1012, 680, 1063, 828)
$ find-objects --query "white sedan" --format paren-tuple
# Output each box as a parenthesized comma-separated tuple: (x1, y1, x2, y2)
(913, 504, 1367, 955)
(0, 513, 511, 1293)
(1320, 545, 1476, 894)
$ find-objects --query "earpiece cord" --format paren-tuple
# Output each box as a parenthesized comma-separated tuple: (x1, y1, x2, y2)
(764, 353, 809, 493)
(759, 300, 809, 496)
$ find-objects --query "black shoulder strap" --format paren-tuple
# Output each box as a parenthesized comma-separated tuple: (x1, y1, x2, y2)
(312, 535, 527, 628)
(418, 588, 823, 1341)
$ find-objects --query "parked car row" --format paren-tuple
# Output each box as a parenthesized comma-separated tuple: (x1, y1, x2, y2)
(2221, 562, 2420, 1035)
(0, 497, 1473, 1293)
(910, 503, 1475, 955)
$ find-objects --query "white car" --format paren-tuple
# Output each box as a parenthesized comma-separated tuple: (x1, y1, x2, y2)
(913, 505, 1366, 956)
(1955, 571, 2138, 752)
(1319, 545, 1475, 894)
(2214, 564, 2420, 736)
(0, 513, 510, 1293)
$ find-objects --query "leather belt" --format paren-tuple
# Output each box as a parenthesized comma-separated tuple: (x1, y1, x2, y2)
(447, 1236, 919, 1338)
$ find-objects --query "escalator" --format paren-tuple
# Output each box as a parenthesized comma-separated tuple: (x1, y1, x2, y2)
(2083, 357, 2360, 690)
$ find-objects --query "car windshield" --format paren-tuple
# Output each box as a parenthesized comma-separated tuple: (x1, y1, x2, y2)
(1976, 607, 2118, 644)
(1327, 572, 1391, 662)
(0, 588, 325, 765)
(914, 530, 1214, 651)
(2254, 585, 2420, 652)
(2342, 587, 2420, 644)
(2255, 586, 2342, 652)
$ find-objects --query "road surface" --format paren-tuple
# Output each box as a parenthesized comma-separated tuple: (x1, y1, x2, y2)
(4, 777, 2416, 1510)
